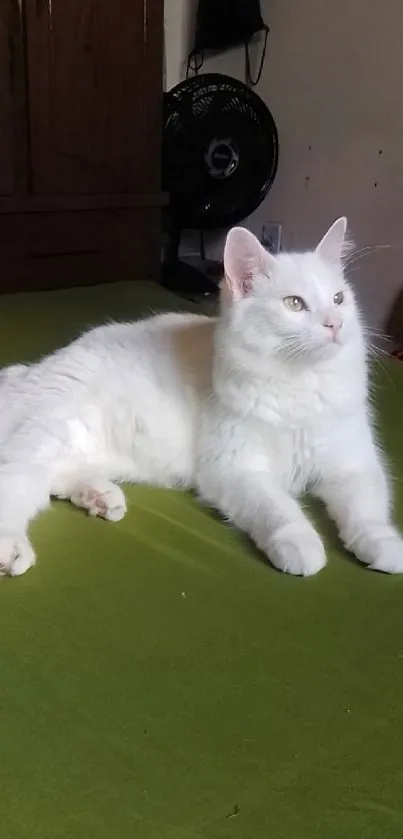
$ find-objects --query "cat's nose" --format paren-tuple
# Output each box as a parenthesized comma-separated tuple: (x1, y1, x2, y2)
(322, 312, 342, 339)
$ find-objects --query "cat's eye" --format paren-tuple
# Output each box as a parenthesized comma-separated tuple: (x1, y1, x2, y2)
(334, 291, 344, 305)
(283, 295, 306, 312)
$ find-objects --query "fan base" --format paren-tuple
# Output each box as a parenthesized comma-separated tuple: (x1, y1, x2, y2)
(161, 259, 220, 301)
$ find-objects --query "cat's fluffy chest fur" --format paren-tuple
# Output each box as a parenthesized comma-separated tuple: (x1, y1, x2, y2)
(205, 327, 367, 495)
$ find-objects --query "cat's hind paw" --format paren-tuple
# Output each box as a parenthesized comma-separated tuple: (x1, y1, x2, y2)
(71, 481, 127, 522)
(0, 533, 36, 577)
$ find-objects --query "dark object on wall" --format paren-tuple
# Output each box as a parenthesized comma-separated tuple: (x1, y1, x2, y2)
(188, 0, 269, 86)
(162, 73, 278, 298)
(0, 0, 164, 292)
(194, 0, 266, 53)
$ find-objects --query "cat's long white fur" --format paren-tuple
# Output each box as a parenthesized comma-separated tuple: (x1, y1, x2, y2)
(0, 217, 402, 577)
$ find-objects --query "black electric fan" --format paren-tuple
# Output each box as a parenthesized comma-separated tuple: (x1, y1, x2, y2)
(162, 73, 279, 298)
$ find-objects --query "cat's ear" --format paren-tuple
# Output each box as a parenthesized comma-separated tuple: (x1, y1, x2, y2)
(223, 227, 272, 298)
(316, 217, 349, 264)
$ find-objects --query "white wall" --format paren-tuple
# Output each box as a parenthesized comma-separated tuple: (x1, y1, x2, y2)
(164, 0, 403, 331)
(164, 0, 195, 91)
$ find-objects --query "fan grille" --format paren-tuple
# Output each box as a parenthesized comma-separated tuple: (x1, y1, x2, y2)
(163, 74, 279, 230)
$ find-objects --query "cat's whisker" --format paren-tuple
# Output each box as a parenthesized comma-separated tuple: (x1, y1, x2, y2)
(276, 338, 307, 362)
(344, 244, 390, 272)
(364, 325, 390, 335)
(369, 359, 395, 391)
(364, 329, 392, 345)
(367, 342, 390, 358)
(366, 341, 396, 389)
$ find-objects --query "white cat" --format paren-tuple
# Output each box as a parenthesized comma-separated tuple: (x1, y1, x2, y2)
(0, 217, 401, 578)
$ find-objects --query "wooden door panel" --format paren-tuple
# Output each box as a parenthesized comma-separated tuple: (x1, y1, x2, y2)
(0, 0, 164, 291)
(25, 0, 154, 195)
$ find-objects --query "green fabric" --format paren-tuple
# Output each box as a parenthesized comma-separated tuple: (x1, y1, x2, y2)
(0, 281, 403, 838)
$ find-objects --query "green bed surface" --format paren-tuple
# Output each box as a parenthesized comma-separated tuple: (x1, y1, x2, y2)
(1, 281, 403, 838)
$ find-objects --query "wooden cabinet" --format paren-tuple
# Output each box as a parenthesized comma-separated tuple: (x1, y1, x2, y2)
(0, 0, 164, 291)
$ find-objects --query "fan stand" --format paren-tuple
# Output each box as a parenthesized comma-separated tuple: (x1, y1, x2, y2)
(161, 223, 220, 301)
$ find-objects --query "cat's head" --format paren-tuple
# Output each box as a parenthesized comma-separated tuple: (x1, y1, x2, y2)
(221, 218, 362, 364)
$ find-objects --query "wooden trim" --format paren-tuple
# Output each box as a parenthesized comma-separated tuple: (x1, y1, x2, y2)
(9, 0, 29, 194)
(0, 206, 161, 292)
(0, 192, 168, 214)
(0, 0, 28, 195)
(143, 0, 165, 193)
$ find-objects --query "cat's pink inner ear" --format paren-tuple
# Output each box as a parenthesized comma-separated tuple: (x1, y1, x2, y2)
(224, 227, 269, 298)
(316, 217, 347, 264)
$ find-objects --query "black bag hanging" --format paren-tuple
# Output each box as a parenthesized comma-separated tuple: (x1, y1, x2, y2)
(187, 0, 269, 86)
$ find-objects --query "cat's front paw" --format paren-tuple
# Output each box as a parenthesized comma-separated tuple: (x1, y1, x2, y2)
(351, 526, 403, 574)
(368, 534, 403, 574)
(268, 524, 326, 577)
(0, 532, 35, 577)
